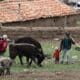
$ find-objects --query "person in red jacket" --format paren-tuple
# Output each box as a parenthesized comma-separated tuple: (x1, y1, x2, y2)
(0, 35, 8, 55)
(53, 47, 61, 64)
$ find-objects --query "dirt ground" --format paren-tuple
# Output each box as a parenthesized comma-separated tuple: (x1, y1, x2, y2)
(1, 71, 80, 80)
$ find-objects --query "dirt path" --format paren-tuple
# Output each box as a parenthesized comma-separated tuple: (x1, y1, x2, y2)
(1, 71, 80, 80)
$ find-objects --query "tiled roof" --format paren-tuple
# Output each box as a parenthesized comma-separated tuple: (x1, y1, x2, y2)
(0, 0, 77, 23)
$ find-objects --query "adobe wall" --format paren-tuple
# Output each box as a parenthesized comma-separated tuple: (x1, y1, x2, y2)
(0, 15, 80, 40)
(2, 15, 78, 28)
(0, 26, 80, 41)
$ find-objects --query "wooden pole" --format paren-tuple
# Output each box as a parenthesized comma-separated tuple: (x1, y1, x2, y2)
(18, 3, 21, 20)
(63, 16, 67, 33)
(0, 23, 2, 29)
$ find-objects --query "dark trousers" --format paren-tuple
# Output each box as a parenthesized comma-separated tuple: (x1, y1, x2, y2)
(54, 57, 59, 64)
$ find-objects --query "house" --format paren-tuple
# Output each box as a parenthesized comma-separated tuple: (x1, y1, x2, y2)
(0, 0, 79, 39)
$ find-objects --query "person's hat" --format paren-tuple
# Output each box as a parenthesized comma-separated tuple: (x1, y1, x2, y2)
(55, 47, 58, 50)
(2, 34, 8, 39)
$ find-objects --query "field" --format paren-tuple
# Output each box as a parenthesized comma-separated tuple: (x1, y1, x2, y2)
(1, 40, 80, 80)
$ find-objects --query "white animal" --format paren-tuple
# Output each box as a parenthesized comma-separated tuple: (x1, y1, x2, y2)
(0, 56, 13, 75)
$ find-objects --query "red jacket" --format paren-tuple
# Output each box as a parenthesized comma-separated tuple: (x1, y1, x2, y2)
(53, 49, 61, 59)
(0, 40, 8, 52)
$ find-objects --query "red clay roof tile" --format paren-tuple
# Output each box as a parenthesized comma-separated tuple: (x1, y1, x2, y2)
(0, 0, 76, 23)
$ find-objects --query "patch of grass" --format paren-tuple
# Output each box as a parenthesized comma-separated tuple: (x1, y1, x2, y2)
(3, 41, 80, 73)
